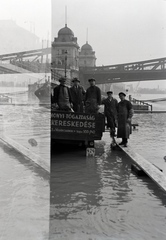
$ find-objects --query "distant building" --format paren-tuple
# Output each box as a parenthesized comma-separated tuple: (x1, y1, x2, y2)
(52, 24, 80, 71)
(79, 42, 96, 67)
(0, 20, 41, 54)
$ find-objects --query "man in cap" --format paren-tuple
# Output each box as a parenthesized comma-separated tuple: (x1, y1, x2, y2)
(117, 92, 134, 147)
(52, 77, 72, 111)
(85, 78, 101, 114)
(70, 77, 86, 112)
(102, 91, 118, 144)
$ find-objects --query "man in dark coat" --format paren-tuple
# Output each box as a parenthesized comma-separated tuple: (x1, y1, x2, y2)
(52, 77, 72, 111)
(117, 92, 134, 147)
(102, 91, 118, 143)
(85, 78, 101, 114)
(70, 77, 86, 112)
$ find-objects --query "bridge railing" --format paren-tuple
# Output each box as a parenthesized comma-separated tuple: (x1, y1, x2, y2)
(129, 96, 153, 112)
(82, 57, 166, 72)
(10, 60, 51, 73)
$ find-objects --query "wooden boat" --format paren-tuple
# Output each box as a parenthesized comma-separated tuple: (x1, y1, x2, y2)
(0, 94, 12, 104)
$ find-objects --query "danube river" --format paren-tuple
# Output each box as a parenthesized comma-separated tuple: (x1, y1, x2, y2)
(0, 86, 50, 240)
(50, 93, 166, 240)
(1, 86, 166, 240)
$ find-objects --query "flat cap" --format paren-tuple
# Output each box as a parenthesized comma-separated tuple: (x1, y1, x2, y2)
(107, 91, 113, 94)
(88, 78, 96, 82)
(118, 92, 126, 97)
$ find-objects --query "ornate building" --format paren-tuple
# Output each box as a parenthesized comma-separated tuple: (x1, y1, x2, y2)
(79, 42, 96, 67)
(52, 24, 79, 71)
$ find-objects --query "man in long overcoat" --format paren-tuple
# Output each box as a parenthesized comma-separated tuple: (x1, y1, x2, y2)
(70, 77, 86, 113)
(102, 91, 118, 143)
(117, 92, 134, 147)
(52, 77, 72, 111)
(85, 78, 101, 114)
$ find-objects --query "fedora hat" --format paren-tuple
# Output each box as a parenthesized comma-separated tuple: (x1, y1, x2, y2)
(72, 77, 80, 82)
(59, 77, 66, 82)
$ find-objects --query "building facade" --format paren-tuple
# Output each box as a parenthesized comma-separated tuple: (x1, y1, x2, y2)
(79, 42, 96, 67)
(52, 24, 80, 71)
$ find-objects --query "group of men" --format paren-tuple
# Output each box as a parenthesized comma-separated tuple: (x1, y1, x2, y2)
(51, 77, 133, 147)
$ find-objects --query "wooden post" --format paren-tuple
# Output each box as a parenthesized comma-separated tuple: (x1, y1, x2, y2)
(0, 114, 3, 134)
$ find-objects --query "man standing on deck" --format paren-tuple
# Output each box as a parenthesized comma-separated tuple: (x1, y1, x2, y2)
(85, 78, 101, 114)
(52, 77, 72, 111)
(70, 77, 86, 113)
(102, 91, 118, 145)
(117, 92, 134, 147)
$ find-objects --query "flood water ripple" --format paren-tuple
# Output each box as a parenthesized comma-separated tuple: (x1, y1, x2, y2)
(50, 138, 166, 240)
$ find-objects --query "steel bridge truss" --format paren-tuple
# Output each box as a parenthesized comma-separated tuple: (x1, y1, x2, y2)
(0, 48, 51, 74)
(80, 57, 166, 83)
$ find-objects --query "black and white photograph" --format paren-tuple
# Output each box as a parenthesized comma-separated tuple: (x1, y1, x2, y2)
(0, 0, 51, 239)
(0, 0, 166, 239)
(50, 0, 166, 240)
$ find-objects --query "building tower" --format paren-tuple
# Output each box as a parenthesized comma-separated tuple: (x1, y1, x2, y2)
(52, 24, 80, 73)
(79, 41, 96, 67)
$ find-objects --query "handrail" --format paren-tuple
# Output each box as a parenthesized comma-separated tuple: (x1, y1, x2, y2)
(129, 96, 153, 112)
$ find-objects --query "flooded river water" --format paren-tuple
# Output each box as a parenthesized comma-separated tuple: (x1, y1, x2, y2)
(0, 87, 50, 240)
(1, 86, 166, 240)
(50, 94, 166, 240)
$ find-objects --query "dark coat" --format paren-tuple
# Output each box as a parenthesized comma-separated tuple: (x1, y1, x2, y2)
(102, 97, 118, 129)
(117, 100, 133, 139)
(85, 86, 101, 105)
(85, 86, 101, 114)
(52, 84, 72, 104)
(70, 85, 86, 112)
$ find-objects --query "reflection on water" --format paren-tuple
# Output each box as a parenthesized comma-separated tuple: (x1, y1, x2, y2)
(0, 87, 50, 240)
(1, 93, 50, 163)
(131, 113, 166, 174)
(50, 137, 166, 240)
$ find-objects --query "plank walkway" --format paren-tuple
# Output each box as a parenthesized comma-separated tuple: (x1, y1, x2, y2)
(0, 135, 49, 173)
(118, 144, 166, 192)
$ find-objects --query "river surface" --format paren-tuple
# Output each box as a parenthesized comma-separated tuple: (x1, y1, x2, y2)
(50, 93, 166, 240)
(0, 86, 50, 240)
(1, 87, 166, 240)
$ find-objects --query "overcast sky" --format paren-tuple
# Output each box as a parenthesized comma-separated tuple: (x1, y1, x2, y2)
(0, 0, 166, 89)
(52, 0, 166, 89)
(0, 0, 51, 40)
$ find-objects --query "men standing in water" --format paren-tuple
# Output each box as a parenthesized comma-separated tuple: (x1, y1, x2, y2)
(52, 77, 72, 111)
(102, 91, 118, 145)
(117, 92, 134, 147)
(70, 77, 86, 113)
(85, 78, 101, 114)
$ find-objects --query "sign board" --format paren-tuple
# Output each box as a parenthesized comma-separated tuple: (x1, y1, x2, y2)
(51, 111, 105, 141)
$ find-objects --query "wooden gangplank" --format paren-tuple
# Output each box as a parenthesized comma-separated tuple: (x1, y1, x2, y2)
(118, 145, 166, 192)
(0, 135, 49, 172)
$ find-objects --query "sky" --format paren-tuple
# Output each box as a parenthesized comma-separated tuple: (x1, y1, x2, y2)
(0, 0, 166, 89)
(0, 0, 51, 41)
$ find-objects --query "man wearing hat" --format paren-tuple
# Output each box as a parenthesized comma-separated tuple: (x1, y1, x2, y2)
(102, 91, 118, 144)
(117, 92, 134, 147)
(85, 78, 101, 114)
(52, 77, 72, 111)
(70, 77, 86, 112)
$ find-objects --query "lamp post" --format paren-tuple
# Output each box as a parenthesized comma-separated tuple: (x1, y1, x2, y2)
(64, 50, 67, 79)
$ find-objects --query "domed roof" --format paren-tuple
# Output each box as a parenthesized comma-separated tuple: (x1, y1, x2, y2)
(58, 25, 74, 36)
(81, 42, 93, 50)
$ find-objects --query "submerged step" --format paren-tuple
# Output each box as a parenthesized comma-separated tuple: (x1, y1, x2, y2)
(118, 144, 166, 192)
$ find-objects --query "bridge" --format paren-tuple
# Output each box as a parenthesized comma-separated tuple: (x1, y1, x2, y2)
(79, 57, 166, 85)
(0, 48, 51, 74)
(0, 48, 166, 85)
